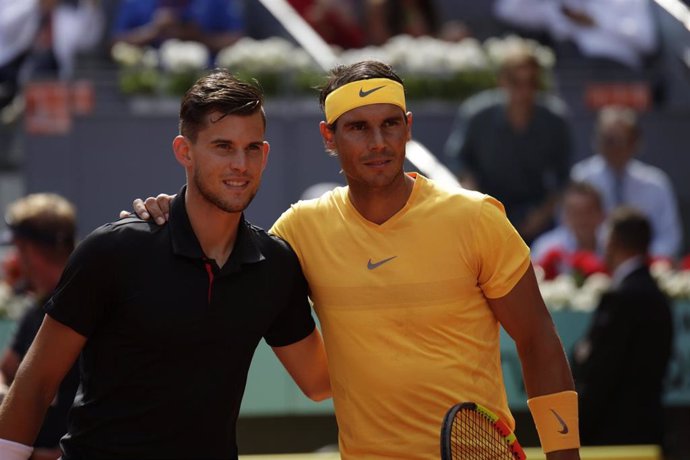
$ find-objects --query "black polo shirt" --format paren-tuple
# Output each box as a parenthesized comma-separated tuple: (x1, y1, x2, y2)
(45, 186, 315, 460)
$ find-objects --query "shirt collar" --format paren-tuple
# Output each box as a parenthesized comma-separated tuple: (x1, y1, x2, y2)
(168, 185, 265, 266)
(611, 255, 646, 288)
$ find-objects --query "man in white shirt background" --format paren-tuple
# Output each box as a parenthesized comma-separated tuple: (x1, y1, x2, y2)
(570, 104, 682, 259)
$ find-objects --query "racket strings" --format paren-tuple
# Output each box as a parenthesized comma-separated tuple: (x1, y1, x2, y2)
(450, 411, 517, 459)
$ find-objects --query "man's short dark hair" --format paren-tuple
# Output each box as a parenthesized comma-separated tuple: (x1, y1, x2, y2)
(179, 69, 265, 142)
(318, 60, 405, 127)
(608, 206, 652, 254)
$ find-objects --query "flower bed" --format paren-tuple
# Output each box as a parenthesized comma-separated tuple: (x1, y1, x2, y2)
(110, 34, 555, 99)
(536, 256, 690, 312)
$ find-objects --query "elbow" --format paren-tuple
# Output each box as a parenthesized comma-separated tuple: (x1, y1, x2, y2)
(307, 389, 332, 402)
(302, 381, 332, 402)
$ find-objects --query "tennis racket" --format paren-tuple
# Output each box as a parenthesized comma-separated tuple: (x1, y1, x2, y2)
(440, 402, 526, 460)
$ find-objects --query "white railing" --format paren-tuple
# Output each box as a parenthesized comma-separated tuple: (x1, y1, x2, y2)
(655, 0, 690, 30)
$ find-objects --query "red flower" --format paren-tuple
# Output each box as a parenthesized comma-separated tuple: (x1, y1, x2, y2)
(536, 247, 567, 280)
(569, 250, 607, 279)
(569, 250, 607, 276)
(680, 254, 690, 271)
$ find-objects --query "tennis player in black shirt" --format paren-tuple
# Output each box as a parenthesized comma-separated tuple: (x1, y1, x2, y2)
(0, 69, 330, 460)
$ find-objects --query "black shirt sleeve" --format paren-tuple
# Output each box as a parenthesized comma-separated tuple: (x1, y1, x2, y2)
(263, 249, 315, 347)
(44, 224, 119, 337)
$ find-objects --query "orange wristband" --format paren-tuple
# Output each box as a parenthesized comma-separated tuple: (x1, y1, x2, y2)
(527, 390, 580, 453)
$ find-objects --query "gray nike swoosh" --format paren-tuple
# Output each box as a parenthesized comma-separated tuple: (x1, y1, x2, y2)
(550, 409, 569, 434)
(359, 86, 385, 97)
(367, 256, 397, 270)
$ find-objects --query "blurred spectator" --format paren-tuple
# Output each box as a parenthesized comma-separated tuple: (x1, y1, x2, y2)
(0, 0, 103, 112)
(493, 0, 658, 69)
(572, 207, 673, 446)
(0, 193, 80, 460)
(443, 46, 572, 244)
(571, 105, 682, 259)
(532, 180, 607, 279)
(0, 0, 41, 111)
(365, 0, 440, 46)
(111, 0, 244, 54)
(50, 0, 105, 78)
(288, 0, 365, 49)
(0, 249, 33, 324)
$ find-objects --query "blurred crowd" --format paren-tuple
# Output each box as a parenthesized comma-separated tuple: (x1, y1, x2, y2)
(0, 0, 476, 119)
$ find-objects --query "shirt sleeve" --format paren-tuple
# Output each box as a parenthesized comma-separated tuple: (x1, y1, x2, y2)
(270, 206, 299, 254)
(473, 196, 531, 299)
(44, 225, 119, 338)
(263, 245, 315, 347)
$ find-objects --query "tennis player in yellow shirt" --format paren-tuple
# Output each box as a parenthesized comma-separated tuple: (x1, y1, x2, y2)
(131, 61, 581, 460)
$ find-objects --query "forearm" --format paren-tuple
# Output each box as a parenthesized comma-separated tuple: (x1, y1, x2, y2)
(518, 330, 580, 460)
(0, 373, 56, 445)
(516, 326, 574, 397)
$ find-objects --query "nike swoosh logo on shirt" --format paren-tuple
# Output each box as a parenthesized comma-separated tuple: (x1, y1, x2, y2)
(359, 86, 385, 97)
(367, 256, 397, 270)
(550, 409, 569, 434)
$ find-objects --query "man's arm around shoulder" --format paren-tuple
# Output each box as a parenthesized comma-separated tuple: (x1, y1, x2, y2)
(272, 328, 331, 401)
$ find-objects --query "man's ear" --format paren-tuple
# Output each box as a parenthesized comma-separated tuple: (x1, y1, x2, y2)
(172, 135, 192, 167)
(405, 111, 413, 142)
(260, 141, 270, 172)
(319, 121, 336, 152)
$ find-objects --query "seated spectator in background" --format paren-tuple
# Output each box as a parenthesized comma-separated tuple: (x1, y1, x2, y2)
(0, 250, 34, 340)
(0, 0, 103, 112)
(444, 45, 572, 245)
(49, 0, 104, 79)
(0, 0, 42, 111)
(288, 0, 365, 49)
(0, 193, 80, 460)
(571, 105, 682, 259)
(365, 0, 439, 46)
(572, 207, 673, 446)
(111, 0, 244, 54)
(532, 180, 607, 280)
(493, 0, 658, 69)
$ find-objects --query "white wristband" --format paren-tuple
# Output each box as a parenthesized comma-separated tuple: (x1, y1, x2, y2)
(0, 438, 33, 460)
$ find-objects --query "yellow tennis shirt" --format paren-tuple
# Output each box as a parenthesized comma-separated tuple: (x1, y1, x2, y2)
(270, 173, 530, 459)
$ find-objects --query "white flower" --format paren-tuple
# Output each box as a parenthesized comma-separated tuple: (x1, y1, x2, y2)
(444, 38, 490, 72)
(659, 270, 690, 300)
(111, 41, 144, 67)
(539, 274, 577, 311)
(581, 272, 612, 295)
(216, 37, 317, 74)
(159, 39, 209, 72)
(141, 47, 159, 69)
(338, 46, 390, 67)
(569, 273, 611, 312)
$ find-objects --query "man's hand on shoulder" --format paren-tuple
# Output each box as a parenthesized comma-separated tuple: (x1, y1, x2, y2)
(119, 194, 176, 225)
